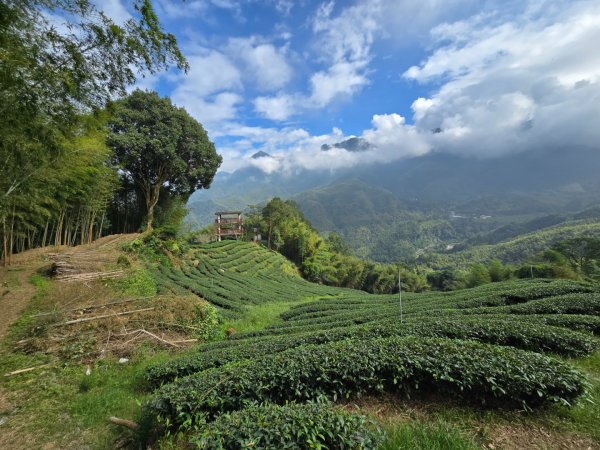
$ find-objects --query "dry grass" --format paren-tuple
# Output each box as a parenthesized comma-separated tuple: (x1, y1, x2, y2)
(0, 234, 214, 449)
(343, 395, 599, 450)
(2, 234, 210, 363)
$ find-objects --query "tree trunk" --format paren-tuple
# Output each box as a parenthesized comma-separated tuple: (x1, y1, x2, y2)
(2, 217, 6, 268)
(144, 185, 160, 232)
(97, 210, 105, 240)
(42, 220, 49, 248)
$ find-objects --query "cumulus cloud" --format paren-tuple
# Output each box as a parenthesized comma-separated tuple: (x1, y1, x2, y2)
(227, 37, 292, 91)
(170, 50, 242, 126)
(252, 0, 381, 121)
(154, 0, 600, 175)
(217, 114, 429, 175)
(230, 1, 600, 174)
(309, 61, 369, 106)
(402, 0, 600, 157)
(253, 94, 296, 121)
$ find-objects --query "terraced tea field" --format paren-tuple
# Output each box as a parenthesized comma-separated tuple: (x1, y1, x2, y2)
(143, 241, 600, 448)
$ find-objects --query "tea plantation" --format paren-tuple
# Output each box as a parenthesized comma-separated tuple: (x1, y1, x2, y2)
(143, 241, 600, 449)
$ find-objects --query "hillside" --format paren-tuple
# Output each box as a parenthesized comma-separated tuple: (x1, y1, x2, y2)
(425, 218, 600, 268)
(1, 237, 600, 449)
(140, 240, 600, 448)
(187, 146, 600, 264)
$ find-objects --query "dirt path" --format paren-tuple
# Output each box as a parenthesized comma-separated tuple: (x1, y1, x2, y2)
(0, 260, 41, 341)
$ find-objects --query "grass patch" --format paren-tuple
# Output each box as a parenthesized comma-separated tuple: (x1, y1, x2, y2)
(379, 421, 478, 450)
(553, 350, 600, 442)
(221, 297, 323, 334)
(112, 267, 157, 297)
(0, 346, 171, 449)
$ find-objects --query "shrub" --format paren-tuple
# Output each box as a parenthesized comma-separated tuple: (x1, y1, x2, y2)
(144, 316, 597, 387)
(191, 402, 381, 450)
(146, 337, 586, 429)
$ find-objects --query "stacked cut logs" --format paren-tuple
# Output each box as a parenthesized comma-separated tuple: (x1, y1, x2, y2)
(48, 253, 123, 282)
(48, 253, 79, 277)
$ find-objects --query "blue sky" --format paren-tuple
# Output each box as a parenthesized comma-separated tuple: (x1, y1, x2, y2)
(102, 0, 600, 173)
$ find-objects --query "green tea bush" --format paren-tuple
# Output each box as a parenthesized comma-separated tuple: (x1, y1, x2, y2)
(147, 336, 586, 428)
(144, 315, 597, 387)
(505, 293, 600, 315)
(191, 402, 381, 450)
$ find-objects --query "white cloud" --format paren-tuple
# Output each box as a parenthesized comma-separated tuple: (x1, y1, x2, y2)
(95, 0, 131, 24)
(174, 92, 242, 127)
(254, 94, 296, 121)
(362, 113, 430, 159)
(169, 50, 242, 127)
(249, 0, 382, 121)
(307, 0, 379, 104)
(309, 61, 369, 106)
(160, 0, 600, 175)
(174, 51, 241, 97)
(155, 0, 239, 19)
(216, 114, 429, 174)
(227, 37, 292, 90)
(401, 0, 600, 157)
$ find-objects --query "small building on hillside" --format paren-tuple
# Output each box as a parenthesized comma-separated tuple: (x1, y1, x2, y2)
(215, 211, 243, 241)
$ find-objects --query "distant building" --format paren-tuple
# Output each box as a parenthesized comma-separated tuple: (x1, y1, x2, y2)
(215, 211, 243, 241)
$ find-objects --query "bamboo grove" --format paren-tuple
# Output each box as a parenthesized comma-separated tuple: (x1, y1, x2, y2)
(0, 1, 222, 266)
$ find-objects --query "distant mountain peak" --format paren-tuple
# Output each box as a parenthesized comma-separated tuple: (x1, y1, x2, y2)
(321, 137, 372, 152)
(251, 151, 271, 159)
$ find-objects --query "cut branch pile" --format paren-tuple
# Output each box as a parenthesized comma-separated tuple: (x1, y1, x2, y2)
(48, 253, 80, 277)
(54, 307, 156, 326)
(48, 252, 124, 281)
(56, 270, 124, 282)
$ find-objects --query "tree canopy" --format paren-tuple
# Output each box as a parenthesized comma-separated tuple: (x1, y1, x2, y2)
(107, 90, 222, 231)
(247, 198, 429, 294)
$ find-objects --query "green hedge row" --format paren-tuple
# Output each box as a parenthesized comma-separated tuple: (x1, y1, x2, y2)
(191, 402, 381, 450)
(147, 336, 586, 428)
(278, 279, 596, 322)
(145, 315, 597, 387)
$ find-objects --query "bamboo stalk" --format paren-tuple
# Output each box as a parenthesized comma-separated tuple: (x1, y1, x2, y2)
(4, 364, 50, 377)
(54, 307, 155, 326)
(109, 417, 138, 430)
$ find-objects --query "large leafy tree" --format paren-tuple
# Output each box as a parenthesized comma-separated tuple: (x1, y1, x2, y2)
(107, 90, 222, 231)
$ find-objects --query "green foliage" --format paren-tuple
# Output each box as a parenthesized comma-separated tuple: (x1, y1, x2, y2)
(488, 259, 512, 282)
(467, 264, 491, 288)
(427, 220, 600, 270)
(1, 0, 186, 261)
(192, 303, 220, 341)
(114, 268, 157, 297)
(136, 245, 598, 445)
(144, 315, 597, 388)
(147, 336, 586, 429)
(0, 0, 186, 124)
(154, 196, 189, 237)
(253, 198, 429, 293)
(116, 255, 132, 268)
(107, 90, 222, 231)
(427, 269, 468, 291)
(191, 402, 381, 450)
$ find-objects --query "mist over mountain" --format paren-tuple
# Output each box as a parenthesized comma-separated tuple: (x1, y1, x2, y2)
(188, 140, 600, 263)
(321, 137, 372, 153)
(192, 144, 599, 210)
